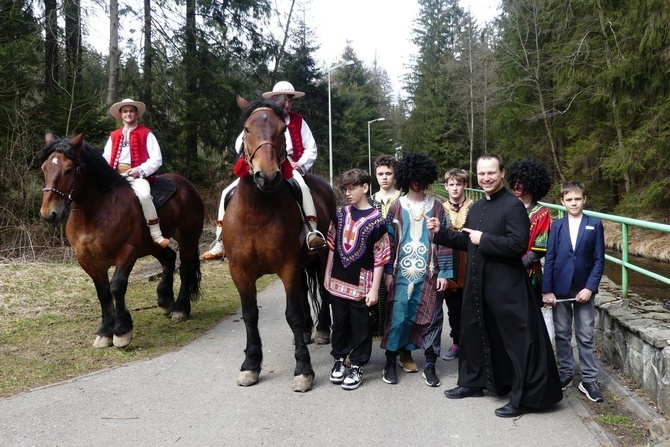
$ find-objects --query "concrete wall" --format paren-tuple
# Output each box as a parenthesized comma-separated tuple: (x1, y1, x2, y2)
(595, 277, 670, 414)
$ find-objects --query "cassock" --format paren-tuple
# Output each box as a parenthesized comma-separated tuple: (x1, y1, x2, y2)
(433, 187, 562, 410)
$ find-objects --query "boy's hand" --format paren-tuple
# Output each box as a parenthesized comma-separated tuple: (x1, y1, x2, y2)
(436, 278, 447, 292)
(365, 291, 379, 307)
(542, 292, 557, 307)
(385, 274, 394, 293)
(575, 288, 593, 303)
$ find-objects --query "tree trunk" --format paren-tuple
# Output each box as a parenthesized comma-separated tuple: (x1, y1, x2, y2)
(184, 0, 197, 171)
(596, 0, 629, 193)
(107, 0, 119, 106)
(143, 0, 152, 127)
(64, 0, 81, 94)
(44, 0, 59, 93)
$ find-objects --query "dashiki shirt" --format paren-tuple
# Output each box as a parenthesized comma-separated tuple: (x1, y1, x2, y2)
(442, 197, 474, 288)
(370, 189, 402, 337)
(527, 201, 551, 296)
(325, 205, 390, 301)
(381, 195, 452, 352)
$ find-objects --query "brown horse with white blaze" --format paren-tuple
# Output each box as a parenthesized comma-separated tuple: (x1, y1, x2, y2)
(40, 132, 204, 348)
(223, 98, 335, 392)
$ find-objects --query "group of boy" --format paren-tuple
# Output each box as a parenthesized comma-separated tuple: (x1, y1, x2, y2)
(326, 151, 605, 420)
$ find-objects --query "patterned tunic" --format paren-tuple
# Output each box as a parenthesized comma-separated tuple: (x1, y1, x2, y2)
(381, 195, 452, 351)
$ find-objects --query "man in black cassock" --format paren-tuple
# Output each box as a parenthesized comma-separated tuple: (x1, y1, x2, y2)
(426, 154, 562, 418)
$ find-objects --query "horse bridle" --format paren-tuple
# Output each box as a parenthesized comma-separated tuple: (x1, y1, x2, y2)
(42, 159, 81, 206)
(242, 107, 287, 173)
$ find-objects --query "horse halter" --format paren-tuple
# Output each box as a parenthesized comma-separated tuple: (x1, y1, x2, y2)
(42, 159, 81, 206)
(242, 107, 287, 174)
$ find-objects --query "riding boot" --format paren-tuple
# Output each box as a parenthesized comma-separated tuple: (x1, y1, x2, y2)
(306, 217, 326, 251)
(201, 221, 225, 260)
(147, 218, 170, 248)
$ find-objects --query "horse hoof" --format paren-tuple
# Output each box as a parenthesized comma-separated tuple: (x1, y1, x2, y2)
(113, 331, 133, 348)
(303, 332, 312, 345)
(93, 335, 113, 348)
(171, 311, 188, 323)
(160, 306, 172, 316)
(237, 371, 260, 387)
(293, 374, 313, 392)
(314, 331, 330, 345)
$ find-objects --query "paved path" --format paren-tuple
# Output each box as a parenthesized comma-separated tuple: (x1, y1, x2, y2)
(1, 279, 617, 446)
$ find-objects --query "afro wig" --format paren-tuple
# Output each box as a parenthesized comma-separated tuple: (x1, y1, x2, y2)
(506, 157, 551, 201)
(395, 152, 438, 193)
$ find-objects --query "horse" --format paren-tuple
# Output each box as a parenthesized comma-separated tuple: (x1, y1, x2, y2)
(222, 97, 336, 392)
(39, 132, 204, 348)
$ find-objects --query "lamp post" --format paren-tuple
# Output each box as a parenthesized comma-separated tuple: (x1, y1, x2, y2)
(367, 117, 386, 175)
(328, 60, 355, 185)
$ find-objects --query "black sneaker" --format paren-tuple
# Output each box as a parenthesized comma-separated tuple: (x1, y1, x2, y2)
(579, 381, 604, 402)
(342, 366, 363, 390)
(382, 361, 398, 384)
(330, 358, 346, 384)
(422, 363, 441, 387)
(559, 375, 573, 391)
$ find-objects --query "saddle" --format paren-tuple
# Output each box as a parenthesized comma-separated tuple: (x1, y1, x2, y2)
(151, 176, 176, 208)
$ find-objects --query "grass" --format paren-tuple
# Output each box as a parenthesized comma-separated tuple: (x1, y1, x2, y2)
(0, 257, 274, 396)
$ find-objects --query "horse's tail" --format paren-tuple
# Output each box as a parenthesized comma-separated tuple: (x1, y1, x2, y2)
(304, 258, 322, 327)
(186, 252, 202, 302)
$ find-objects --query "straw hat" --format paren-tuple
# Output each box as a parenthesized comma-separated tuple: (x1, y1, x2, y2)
(262, 81, 305, 99)
(109, 98, 146, 119)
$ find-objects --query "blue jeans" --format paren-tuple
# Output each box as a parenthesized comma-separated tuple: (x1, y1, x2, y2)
(552, 297, 598, 382)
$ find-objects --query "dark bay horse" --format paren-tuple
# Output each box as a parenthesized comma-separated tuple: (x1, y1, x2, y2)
(222, 98, 335, 392)
(40, 133, 204, 348)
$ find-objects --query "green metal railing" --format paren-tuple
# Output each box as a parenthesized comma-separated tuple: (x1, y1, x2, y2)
(432, 185, 670, 298)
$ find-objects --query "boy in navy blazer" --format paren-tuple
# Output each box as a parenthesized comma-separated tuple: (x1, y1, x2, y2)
(542, 182, 605, 402)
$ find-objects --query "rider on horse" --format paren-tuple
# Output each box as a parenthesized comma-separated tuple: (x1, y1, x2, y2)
(201, 81, 327, 260)
(103, 98, 170, 248)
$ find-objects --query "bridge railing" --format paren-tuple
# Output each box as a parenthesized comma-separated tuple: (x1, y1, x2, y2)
(432, 185, 670, 298)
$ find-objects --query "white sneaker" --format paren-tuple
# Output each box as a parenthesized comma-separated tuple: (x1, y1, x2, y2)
(330, 358, 346, 384)
(342, 366, 363, 390)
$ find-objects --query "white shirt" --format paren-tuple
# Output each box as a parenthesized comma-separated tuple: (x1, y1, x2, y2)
(568, 215, 582, 251)
(103, 125, 163, 177)
(235, 113, 317, 172)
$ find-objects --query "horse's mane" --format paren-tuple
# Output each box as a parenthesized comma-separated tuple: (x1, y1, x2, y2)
(40, 136, 130, 191)
(240, 100, 284, 123)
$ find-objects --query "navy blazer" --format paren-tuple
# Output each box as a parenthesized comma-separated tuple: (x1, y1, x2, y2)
(542, 214, 605, 297)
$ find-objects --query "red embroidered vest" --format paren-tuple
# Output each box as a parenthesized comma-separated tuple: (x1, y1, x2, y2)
(108, 124, 157, 182)
(286, 111, 304, 162)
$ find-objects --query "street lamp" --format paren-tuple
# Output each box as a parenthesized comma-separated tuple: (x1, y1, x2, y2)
(328, 60, 355, 185)
(367, 117, 386, 175)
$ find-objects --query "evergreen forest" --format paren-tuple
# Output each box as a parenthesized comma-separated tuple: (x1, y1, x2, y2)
(2, 0, 669, 259)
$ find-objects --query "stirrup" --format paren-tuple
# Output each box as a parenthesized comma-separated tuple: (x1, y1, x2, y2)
(306, 229, 326, 252)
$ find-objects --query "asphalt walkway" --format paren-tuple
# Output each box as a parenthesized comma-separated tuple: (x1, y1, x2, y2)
(1, 279, 628, 446)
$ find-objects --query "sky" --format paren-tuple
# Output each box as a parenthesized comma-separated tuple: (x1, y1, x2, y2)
(301, 0, 501, 96)
(86, 0, 501, 97)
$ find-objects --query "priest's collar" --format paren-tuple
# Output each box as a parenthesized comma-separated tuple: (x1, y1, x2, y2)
(485, 187, 507, 201)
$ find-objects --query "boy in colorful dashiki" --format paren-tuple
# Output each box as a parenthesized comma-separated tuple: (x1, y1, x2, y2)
(325, 169, 390, 390)
(507, 157, 552, 306)
(370, 154, 402, 340)
(380, 152, 452, 387)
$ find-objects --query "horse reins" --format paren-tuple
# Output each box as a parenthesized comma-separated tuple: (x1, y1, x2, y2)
(42, 164, 81, 206)
(242, 107, 287, 173)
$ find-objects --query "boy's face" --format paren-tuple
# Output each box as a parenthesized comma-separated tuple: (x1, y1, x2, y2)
(120, 105, 138, 126)
(561, 190, 586, 217)
(344, 183, 369, 207)
(375, 165, 395, 191)
(445, 178, 465, 202)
